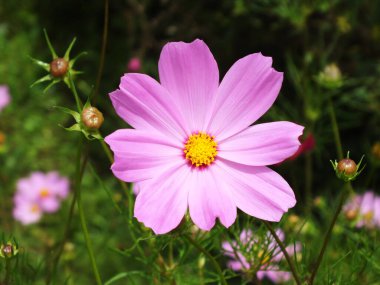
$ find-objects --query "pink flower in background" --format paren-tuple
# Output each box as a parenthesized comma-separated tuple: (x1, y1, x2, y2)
(106, 39, 304, 234)
(127, 57, 141, 72)
(344, 191, 380, 229)
(288, 133, 315, 161)
(222, 229, 300, 283)
(0, 85, 11, 112)
(13, 196, 43, 225)
(13, 172, 70, 224)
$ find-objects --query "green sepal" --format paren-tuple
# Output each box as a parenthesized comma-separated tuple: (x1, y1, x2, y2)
(43, 79, 60, 93)
(29, 56, 50, 71)
(64, 37, 77, 61)
(43, 29, 58, 59)
(30, 74, 52, 88)
(53, 106, 81, 122)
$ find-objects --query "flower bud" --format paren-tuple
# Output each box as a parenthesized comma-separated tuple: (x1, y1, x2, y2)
(372, 142, 380, 160)
(345, 209, 358, 221)
(81, 107, 104, 130)
(337, 158, 357, 176)
(331, 153, 365, 182)
(50, 58, 69, 77)
(0, 242, 19, 258)
(127, 57, 141, 72)
(317, 63, 343, 89)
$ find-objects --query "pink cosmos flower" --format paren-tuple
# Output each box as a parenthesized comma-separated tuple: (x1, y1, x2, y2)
(13, 172, 70, 224)
(105, 39, 304, 234)
(222, 229, 300, 283)
(13, 196, 43, 225)
(344, 191, 380, 229)
(127, 57, 141, 72)
(0, 85, 11, 112)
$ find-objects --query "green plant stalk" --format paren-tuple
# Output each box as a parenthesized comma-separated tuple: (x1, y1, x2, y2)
(308, 184, 350, 284)
(4, 258, 11, 285)
(308, 94, 348, 284)
(68, 72, 83, 112)
(47, 146, 88, 285)
(75, 138, 103, 285)
(305, 152, 313, 215)
(184, 235, 227, 285)
(263, 221, 302, 285)
(328, 98, 343, 159)
(91, 0, 109, 104)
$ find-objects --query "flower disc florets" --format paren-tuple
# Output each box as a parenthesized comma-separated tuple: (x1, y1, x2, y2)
(184, 132, 217, 167)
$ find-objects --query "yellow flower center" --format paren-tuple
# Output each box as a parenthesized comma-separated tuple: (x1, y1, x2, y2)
(363, 211, 374, 222)
(30, 204, 40, 213)
(40, 188, 50, 198)
(184, 132, 217, 167)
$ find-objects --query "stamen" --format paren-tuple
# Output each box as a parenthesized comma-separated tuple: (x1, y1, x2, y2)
(184, 132, 217, 167)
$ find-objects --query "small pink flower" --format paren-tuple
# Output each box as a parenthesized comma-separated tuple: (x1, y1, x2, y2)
(127, 57, 141, 72)
(106, 39, 304, 234)
(13, 196, 43, 225)
(13, 172, 70, 224)
(344, 191, 380, 229)
(222, 229, 300, 283)
(0, 85, 11, 112)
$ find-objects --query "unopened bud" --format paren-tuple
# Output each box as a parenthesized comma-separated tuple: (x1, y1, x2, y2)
(331, 152, 365, 182)
(337, 158, 357, 176)
(0, 242, 19, 258)
(345, 209, 358, 221)
(50, 58, 69, 77)
(81, 107, 104, 130)
(372, 142, 380, 160)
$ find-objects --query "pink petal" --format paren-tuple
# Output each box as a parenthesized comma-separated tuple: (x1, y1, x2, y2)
(215, 160, 296, 221)
(110, 73, 188, 140)
(207, 53, 283, 140)
(158, 39, 219, 131)
(134, 164, 190, 234)
(105, 129, 183, 182)
(40, 197, 60, 213)
(188, 168, 236, 230)
(218, 122, 303, 166)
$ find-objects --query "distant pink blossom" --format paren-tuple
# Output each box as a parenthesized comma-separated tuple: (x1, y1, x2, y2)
(13, 172, 70, 224)
(222, 229, 300, 283)
(0, 85, 11, 112)
(127, 57, 141, 72)
(13, 196, 43, 225)
(106, 39, 303, 234)
(344, 191, 380, 229)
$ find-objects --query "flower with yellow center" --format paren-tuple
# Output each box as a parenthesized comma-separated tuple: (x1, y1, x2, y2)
(39, 188, 50, 198)
(30, 204, 40, 213)
(184, 132, 217, 167)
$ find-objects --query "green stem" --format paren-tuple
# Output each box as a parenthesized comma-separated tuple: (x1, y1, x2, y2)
(47, 145, 87, 285)
(4, 258, 11, 284)
(305, 152, 313, 215)
(68, 72, 83, 112)
(263, 221, 302, 285)
(91, 0, 109, 104)
(75, 138, 103, 285)
(184, 235, 227, 285)
(328, 98, 343, 159)
(308, 184, 350, 284)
